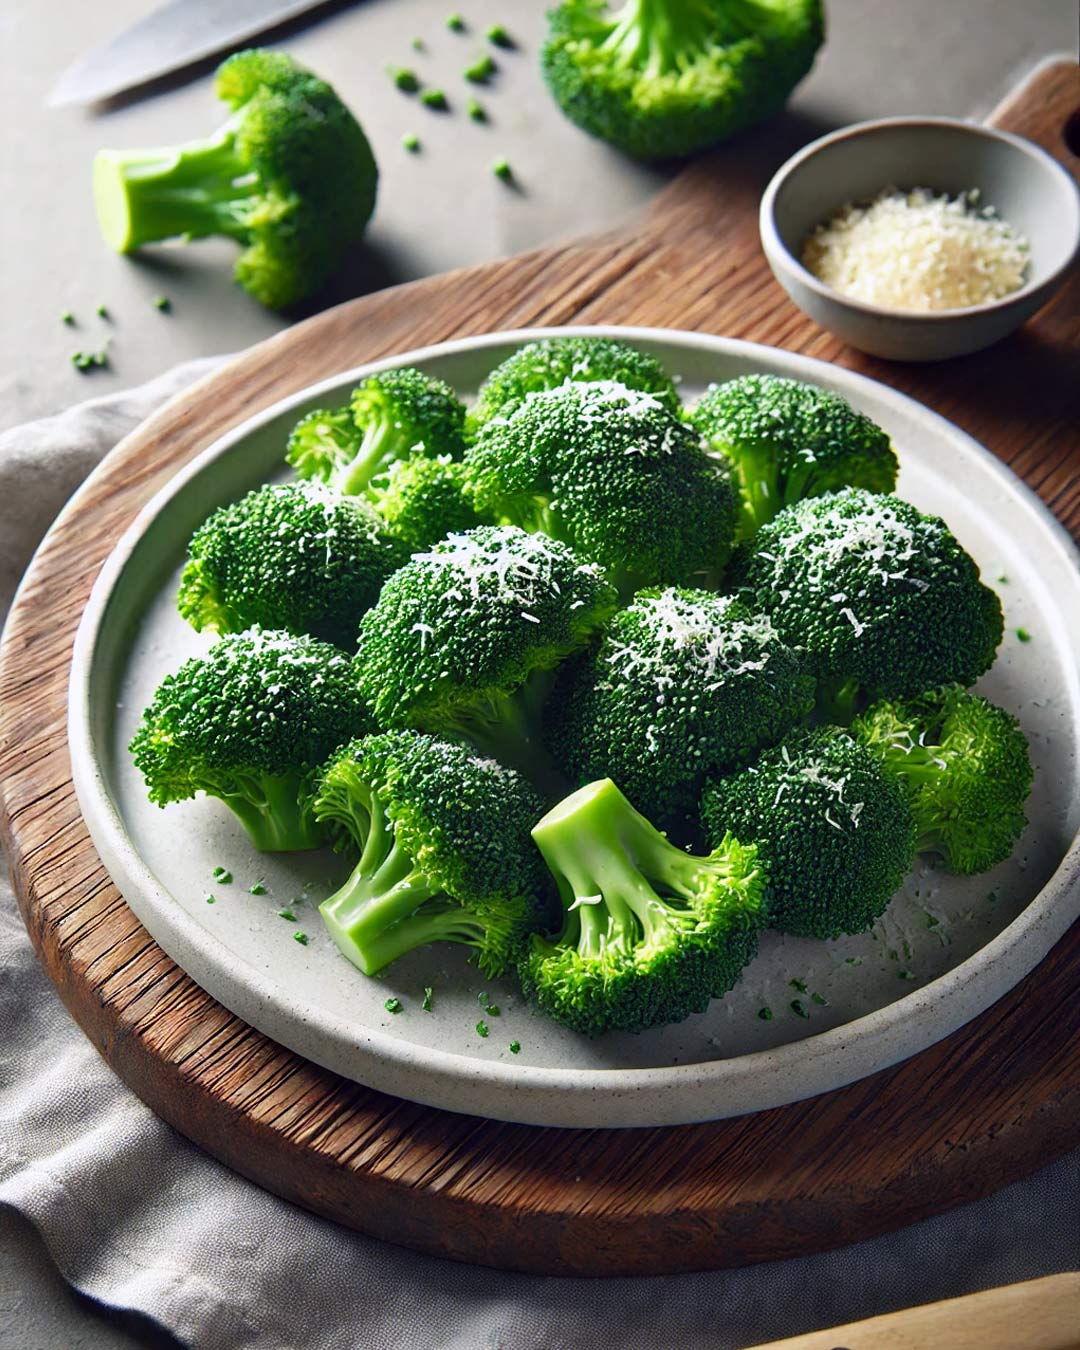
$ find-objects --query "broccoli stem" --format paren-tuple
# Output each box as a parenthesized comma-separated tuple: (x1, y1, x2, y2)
(338, 418, 402, 496)
(93, 120, 255, 253)
(817, 676, 863, 724)
(440, 671, 569, 797)
(602, 0, 716, 78)
(219, 773, 323, 852)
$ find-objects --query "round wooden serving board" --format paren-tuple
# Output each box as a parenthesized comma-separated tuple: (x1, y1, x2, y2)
(2, 62, 1079, 1278)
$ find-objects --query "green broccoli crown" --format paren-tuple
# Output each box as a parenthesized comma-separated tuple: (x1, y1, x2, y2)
(312, 730, 549, 976)
(851, 685, 1033, 875)
(689, 374, 899, 538)
(286, 367, 467, 496)
(370, 454, 488, 552)
(468, 335, 681, 431)
(732, 487, 1004, 711)
(542, 0, 824, 161)
(546, 587, 815, 824)
(702, 727, 916, 939)
(93, 49, 378, 309)
(129, 628, 368, 851)
(177, 480, 406, 650)
(465, 379, 740, 593)
(354, 525, 618, 756)
(519, 778, 766, 1036)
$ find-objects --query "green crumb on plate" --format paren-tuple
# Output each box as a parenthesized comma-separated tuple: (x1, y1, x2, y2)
(212, 866, 232, 884)
(466, 97, 486, 121)
(420, 88, 448, 109)
(1016, 627, 1032, 642)
(61, 310, 75, 325)
(293, 932, 309, 946)
(205, 894, 215, 905)
(402, 132, 421, 152)
(411, 36, 424, 50)
(385, 997, 404, 1014)
(390, 66, 420, 92)
(464, 54, 496, 83)
(924, 911, 940, 928)
(486, 24, 514, 47)
(845, 956, 862, 966)
(811, 992, 828, 1006)
(446, 12, 465, 31)
(153, 295, 171, 312)
(422, 986, 434, 1012)
(790, 1000, 809, 1019)
(476, 1019, 489, 1038)
(788, 977, 807, 993)
(492, 158, 513, 181)
(898, 969, 917, 982)
(998, 574, 1008, 584)
(96, 304, 109, 318)
(757, 1006, 773, 1021)
(249, 881, 268, 895)
(509, 1040, 521, 1054)
(277, 908, 296, 922)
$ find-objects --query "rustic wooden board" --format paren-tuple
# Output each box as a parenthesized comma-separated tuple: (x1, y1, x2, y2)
(2, 61, 1079, 1279)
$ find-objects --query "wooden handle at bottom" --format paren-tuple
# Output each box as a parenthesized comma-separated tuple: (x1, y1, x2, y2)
(747, 1272, 1080, 1350)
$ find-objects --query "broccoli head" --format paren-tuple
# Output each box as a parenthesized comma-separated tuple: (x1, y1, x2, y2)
(546, 587, 815, 825)
(129, 628, 368, 851)
(369, 455, 488, 552)
(93, 49, 378, 309)
(689, 374, 899, 538)
(851, 685, 1033, 875)
(519, 778, 766, 1036)
(542, 0, 824, 161)
(177, 480, 407, 650)
(354, 525, 617, 768)
(286, 367, 467, 497)
(465, 380, 740, 593)
(702, 728, 916, 938)
(312, 731, 549, 976)
(732, 488, 1004, 718)
(468, 335, 681, 432)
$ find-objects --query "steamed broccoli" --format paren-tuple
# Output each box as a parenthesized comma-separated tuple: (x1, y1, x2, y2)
(465, 380, 740, 593)
(354, 525, 617, 767)
(177, 480, 406, 650)
(286, 368, 466, 496)
(732, 488, 1004, 718)
(130, 629, 368, 851)
(702, 728, 916, 938)
(468, 335, 681, 432)
(93, 50, 378, 309)
(688, 374, 899, 538)
(546, 588, 814, 825)
(312, 732, 549, 976)
(370, 455, 487, 552)
(851, 685, 1033, 874)
(541, 0, 824, 161)
(519, 778, 766, 1036)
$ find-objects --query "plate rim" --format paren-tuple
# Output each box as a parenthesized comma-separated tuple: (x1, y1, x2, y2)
(68, 323, 1080, 1128)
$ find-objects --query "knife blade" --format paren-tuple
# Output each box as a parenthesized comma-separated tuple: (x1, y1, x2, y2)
(49, 0, 333, 108)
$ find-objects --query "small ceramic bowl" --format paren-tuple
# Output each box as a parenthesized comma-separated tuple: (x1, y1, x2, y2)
(759, 117, 1080, 362)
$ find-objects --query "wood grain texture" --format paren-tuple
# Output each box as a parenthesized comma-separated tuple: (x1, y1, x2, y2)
(2, 62, 1079, 1278)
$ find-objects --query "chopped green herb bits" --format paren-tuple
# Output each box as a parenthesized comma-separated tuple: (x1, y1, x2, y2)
(789, 977, 807, 993)
(277, 908, 297, 922)
(476, 1019, 489, 1037)
(421, 88, 448, 109)
(411, 36, 424, 50)
(96, 304, 109, 318)
(477, 991, 489, 1005)
(205, 893, 216, 905)
(464, 54, 496, 83)
(446, 12, 465, 31)
(485, 1004, 500, 1017)
(509, 1040, 521, 1054)
(1016, 627, 1032, 643)
(422, 986, 434, 1012)
(385, 997, 404, 1014)
(811, 992, 828, 1006)
(924, 911, 940, 928)
(402, 132, 421, 152)
(212, 866, 232, 884)
(492, 158, 513, 181)
(293, 932, 309, 946)
(466, 97, 487, 121)
(249, 881, 268, 895)
(845, 956, 862, 966)
(486, 24, 514, 47)
(153, 295, 171, 312)
(898, 969, 917, 982)
(757, 1006, 773, 1021)
(61, 310, 75, 325)
(391, 66, 420, 92)
(790, 999, 810, 1019)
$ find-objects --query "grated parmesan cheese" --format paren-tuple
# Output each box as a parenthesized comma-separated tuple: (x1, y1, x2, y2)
(801, 186, 1029, 312)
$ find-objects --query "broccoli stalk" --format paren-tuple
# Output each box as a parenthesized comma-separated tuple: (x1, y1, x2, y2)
(599, 0, 715, 75)
(213, 770, 324, 852)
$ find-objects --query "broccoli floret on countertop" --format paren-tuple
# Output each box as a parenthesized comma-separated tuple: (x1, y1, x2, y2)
(354, 525, 617, 772)
(851, 685, 1033, 875)
(546, 587, 815, 826)
(688, 374, 899, 538)
(731, 487, 1004, 718)
(464, 379, 739, 594)
(177, 480, 407, 651)
(129, 628, 369, 852)
(702, 728, 917, 939)
(468, 335, 681, 432)
(312, 731, 550, 976)
(541, 0, 824, 161)
(286, 368, 467, 497)
(93, 49, 378, 309)
(519, 778, 766, 1036)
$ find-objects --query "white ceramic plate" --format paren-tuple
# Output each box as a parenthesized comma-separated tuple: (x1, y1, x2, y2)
(70, 326, 1080, 1128)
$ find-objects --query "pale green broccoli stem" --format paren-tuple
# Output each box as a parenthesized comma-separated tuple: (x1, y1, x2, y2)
(338, 414, 407, 496)
(602, 0, 717, 77)
(218, 773, 323, 852)
(93, 119, 255, 253)
(863, 736, 948, 855)
(439, 672, 567, 796)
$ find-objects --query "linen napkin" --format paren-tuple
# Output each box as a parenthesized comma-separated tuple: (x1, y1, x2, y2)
(1, 368, 1078, 1350)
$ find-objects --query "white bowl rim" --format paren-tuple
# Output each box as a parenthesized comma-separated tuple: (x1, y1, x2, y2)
(759, 114, 1080, 324)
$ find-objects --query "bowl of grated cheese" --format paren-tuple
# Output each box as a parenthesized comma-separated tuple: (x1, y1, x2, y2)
(759, 116, 1080, 361)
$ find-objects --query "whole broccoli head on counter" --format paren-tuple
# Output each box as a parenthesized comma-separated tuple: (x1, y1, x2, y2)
(542, 0, 825, 161)
(93, 49, 378, 308)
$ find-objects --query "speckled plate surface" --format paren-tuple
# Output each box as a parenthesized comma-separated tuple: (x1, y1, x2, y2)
(69, 326, 1080, 1128)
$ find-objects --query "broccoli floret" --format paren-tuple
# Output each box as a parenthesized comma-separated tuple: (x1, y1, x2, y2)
(177, 481, 406, 650)
(546, 588, 815, 825)
(370, 455, 488, 552)
(312, 731, 549, 976)
(286, 368, 466, 496)
(465, 380, 739, 593)
(702, 728, 916, 938)
(851, 686, 1033, 874)
(468, 335, 681, 432)
(688, 374, 899, 538)
(93, 50, 378, 309)
(542, 0, 824, 161)
(519, 778, 766, 1036)
(129, 629, 368, 851)
(732, 488, 1004, 718)
(354, 525, 617, 769)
